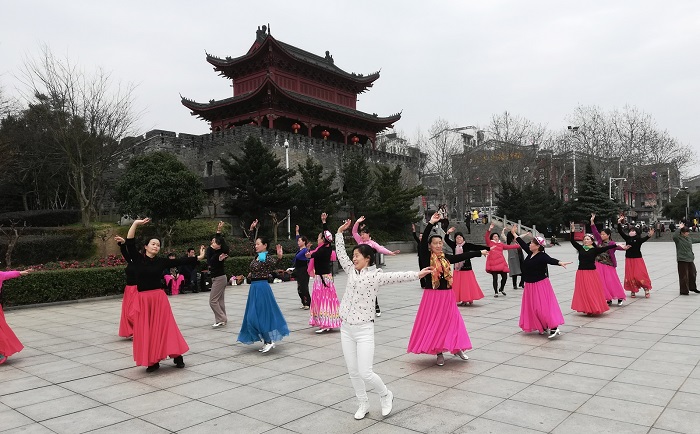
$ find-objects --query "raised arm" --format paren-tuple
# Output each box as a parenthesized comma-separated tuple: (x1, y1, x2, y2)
(590, 215, 603, 245)
(335, 219, 354, 273)
(617, 221, 631, 243)
(444, 233, 456, 250)
(515, 235, 529, 250)
(446, 249, 487, 263)
(594, 243, 620, 254)
(115, 236, 131, 262)
(351, 215, 363, 244)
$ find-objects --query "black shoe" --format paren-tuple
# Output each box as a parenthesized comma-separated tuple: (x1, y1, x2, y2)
(607, 300, 612, 306)
(173, 356, 185, 368)
(691, 289, 700, 294)
(146, 362, 160, 372)
(499, 290, 506, 296)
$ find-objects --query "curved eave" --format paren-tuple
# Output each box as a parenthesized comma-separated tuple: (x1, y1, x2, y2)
(205, 36, 381, 85)
(182, 78, 401, 127)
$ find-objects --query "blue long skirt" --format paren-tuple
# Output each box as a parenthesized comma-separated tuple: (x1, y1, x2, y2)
(237, 280, 290, 344)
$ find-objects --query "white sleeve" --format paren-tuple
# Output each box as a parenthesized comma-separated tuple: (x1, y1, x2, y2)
(335, 233, 354, 273)
(376, 271, 420, 287)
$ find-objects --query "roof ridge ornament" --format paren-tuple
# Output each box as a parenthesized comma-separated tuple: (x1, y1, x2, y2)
(325, 50, 334, 64)
(256, 25, 269, 42)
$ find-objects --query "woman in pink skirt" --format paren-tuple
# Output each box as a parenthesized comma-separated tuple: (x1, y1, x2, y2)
(444, 228, 489, 306)
(511, 226, 572, 338)
(306, 213, 341, 333)
(408, 213, 488, 366)
(569, 222, 621, 315)
(0, 269, 32, 364)
(484, 223, 521, 297)
(590, 214, 628, 306)
(617, 216, 654, 298)
(115, 236, 138, 338)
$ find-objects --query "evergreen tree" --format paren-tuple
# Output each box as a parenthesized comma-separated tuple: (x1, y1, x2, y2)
(292, 156, 342, 234)
(221, 136, 294, 230)
(341, 152, 374, 219)
(566, 161, 619, 224)
(115, 151, 205, 248)
(496, 181, 564, 234)
(370, 165, 426, 238)
(495, 181, 523, 220)
(663, 190, 700, 221)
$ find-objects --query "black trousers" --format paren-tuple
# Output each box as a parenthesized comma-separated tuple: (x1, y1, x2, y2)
(678, 261, 697, 295)
(490, 272, 508, 292)
(295, 267, 311, 307)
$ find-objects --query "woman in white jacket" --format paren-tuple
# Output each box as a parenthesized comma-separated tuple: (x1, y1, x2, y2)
(335, 219, 432, 420)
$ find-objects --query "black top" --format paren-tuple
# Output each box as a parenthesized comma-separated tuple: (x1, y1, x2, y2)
(311, 222, 333, 275)
(207, 232, 230, 278)
(570, 239, 618, 270)
(118, 242, 137, 286)
(249, 255, 279, 280)
(515, 237, 561, 283)
(412, 231, 420, 244)
(126, 238, 199, 292)
(443, 235, 489, 272)
(617, 224, 649, 258)
(419, 223, 483, 289)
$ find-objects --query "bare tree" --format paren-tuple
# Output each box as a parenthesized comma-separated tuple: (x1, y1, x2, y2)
(418, 119, 463, 208)
(17, 45, 141, 226)
(487, 111, 547, 185)
(0, 221, 27, 269)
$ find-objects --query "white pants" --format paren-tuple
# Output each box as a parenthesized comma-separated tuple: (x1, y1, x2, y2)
(340, 322, 388, 401)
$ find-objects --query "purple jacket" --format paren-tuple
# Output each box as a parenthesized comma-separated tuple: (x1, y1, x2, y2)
(591, 225, 623, 268)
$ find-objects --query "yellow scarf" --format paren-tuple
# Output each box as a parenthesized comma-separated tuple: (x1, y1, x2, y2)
(430, 252, 453, 289)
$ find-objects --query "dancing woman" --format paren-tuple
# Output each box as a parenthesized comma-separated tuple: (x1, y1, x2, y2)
(506, 232, 525, 289)
(353, 216, 399, 317)
(569, 222, 620, 315)
(484, 222, 521, 297)
(115, 236, 137, 338)
(617, 216, 654, 298)
(408, 212, 488, 366)
(590, 214, 627, 306)
(208, 221, 230, 328)
(336, 219, 432, 420)
(293, 225, 311, 309)
(512, 226, 571, 338)
(237, 219, 290, 353)
(306, 213, 341, 333)
(126, 218, 206, 372)
(0, 269, 32, 364)
(444, 228, 488, 306)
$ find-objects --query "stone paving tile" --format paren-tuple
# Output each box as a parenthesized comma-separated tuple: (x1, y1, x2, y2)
(4, 243, 700, 432)
(551, 413, 649, 434)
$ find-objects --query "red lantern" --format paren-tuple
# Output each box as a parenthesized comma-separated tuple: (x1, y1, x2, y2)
(321, 130, 330, 140)
(292, 122, 301, 134)
(352, 136, 360, 145)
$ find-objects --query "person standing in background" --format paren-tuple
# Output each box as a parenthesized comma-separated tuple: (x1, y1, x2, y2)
(674, 222, 700, 295)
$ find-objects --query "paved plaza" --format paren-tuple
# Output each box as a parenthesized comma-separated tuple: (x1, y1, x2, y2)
(1, 241, 700, 433)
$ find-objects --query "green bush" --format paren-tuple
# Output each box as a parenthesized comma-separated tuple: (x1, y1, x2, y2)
(0, 209, 81, 227)
(1, 267, 125, 307)
(0, 228, 95, 266)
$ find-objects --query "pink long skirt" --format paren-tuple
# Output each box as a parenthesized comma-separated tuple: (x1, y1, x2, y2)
(309, 275, 341, 329)
(408, 289, 472, 355)
(571, 270, 610, 315)
(0, 306, 23, 358)
(132, 290, 189, 367)
(596, 263, 626, 301)
(624, 258, 652, 293)
(453, 270, 484, 303)
(118, 284, 138, 337)
(519, 279, 565, 333)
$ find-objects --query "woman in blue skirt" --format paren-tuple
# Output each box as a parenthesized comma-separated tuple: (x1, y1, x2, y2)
(237, 219, 290, 353)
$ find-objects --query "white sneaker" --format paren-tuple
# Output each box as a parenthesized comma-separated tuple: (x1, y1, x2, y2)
(548, 328, 561, 339)
(261, 342, 275, 353)
(211, 322, 226, 328)
(354, 400, 370, 420)
(380, 390, 394, 416)
(455, 350, 469, 361)
(315, 328, 329, 334)
(375, 311, 382, 317)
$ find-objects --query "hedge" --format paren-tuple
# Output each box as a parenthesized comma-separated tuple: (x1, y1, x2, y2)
(0, 229, 95, 266)
(0, 210, 82, 227)
(1, 267, 126, 307)
(1, 253, 296, 307)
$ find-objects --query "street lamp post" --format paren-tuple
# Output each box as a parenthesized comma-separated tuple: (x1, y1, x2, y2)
(682, 187, 690, 222)
(609, 177, 626, 200)
(568, 126, 579, 194)
(284, 139, 291, 239)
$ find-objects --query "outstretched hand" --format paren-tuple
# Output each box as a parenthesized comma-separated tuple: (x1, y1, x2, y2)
(391, 249, 400, 255)
(135, 218, 151, 226)
(648, 228, 655, 236)
(559, 261, 573, 268)
(480, 250, 489, 256)
(321, 212, 328, 223)
(590, 213, 596, 223)
(418, 267, 434, 279)
(249, 219, 259, 231)
(19, 269, 33, 276)
(429, 212, 440, 224)
(276, 244, 283, 257)
(218, 253, 228, 261)
(114, 235, 125, 244)
(338, 219, 352, 233)
(217, 221, 225, 232)
(447, 226, 455, 234)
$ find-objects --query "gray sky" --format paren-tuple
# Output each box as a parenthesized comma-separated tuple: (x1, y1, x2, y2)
(3, 1, 699, 175)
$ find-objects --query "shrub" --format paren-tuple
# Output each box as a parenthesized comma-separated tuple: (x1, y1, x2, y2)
(0, 210, 81, 227)
(0, 228, 95, 266)
(1, 267, 126, 307)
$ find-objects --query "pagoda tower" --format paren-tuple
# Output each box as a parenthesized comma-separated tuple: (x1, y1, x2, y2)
(181, 25, 401, 148)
